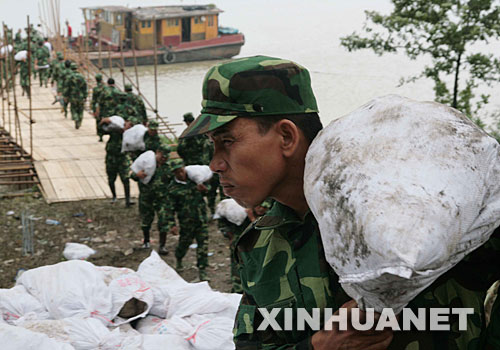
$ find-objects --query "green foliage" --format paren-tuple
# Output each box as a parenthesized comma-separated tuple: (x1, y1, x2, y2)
(341, 0, 500, 139)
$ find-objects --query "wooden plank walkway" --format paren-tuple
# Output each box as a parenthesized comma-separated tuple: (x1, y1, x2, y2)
(0, 84, 139, 203)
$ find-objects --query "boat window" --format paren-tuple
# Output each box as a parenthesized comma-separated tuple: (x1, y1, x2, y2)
(194, 16, 200, 24)
(141, 21, 146, 28)
(207, 16, 214, 26)
(115, 14, 123, 26)
(176, 19, 179, 26)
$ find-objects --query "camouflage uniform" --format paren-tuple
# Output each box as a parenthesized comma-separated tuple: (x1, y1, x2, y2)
(63, 64, 87, 129)
(91, 75, 105, 140)
(34, 41, 50, 87)
(124, 85, 147, 125)
(104, 130, 131, 206)
(130, 124, 166, 247)
(179, 56, 500, 350)
(98, 83, 119, 119)
(168, 160, 210, 277)
(17, 58, 32, 97)
(132, 144, 173, 250)
(59, 61, 73, 117)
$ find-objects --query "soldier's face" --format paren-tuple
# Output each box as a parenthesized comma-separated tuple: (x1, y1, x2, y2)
(208, 118, 286, 208)
(174, 167, 187, 181)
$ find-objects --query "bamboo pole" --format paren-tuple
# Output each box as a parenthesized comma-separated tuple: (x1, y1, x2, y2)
(119, 31, 125, 86)
(83, 10, 90, 82)
(0, 56, 4, 129)
(131, 27, 139, 89)
(27, 16, 33, 158)
(5, 24, 22, 149)
(3, 24, 12, 136)
(98, 26, 102, 69)
(153, 16, 158, 116)
(107, 44, 112, 77)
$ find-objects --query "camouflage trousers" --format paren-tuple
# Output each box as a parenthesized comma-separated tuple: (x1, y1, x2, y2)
(105, 152, 130, 186)
(175, 218, 208, 270)
(37, 68, 49, 87)
(139, 184, 172, 234)
(69, 99, 84, 129)
(95, 116, 104, 138)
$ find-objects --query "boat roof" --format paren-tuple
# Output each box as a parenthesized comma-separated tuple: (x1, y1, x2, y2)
(133, 5, 223, 20)
(81, 6, 133, 13)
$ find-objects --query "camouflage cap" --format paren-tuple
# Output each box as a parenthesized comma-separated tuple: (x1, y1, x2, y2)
(170, 159, 184, 171)
(178, 55, 319, 138)
(183, 112, 194, 122)
(95, 73, 102, 82)
(56, 51, 63, 60)
(157, 143, 171, 156)
(124, 83, 133, 92)
(70, 62, 78, 70)
(148, 120, 159, 130)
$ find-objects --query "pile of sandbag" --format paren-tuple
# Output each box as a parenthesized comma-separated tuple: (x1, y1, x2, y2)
(122, 124, 148, 152)
(185, 165, 213, 184)
(213, 199, 247, 226)
(304, 94, 500, 313)
(131, 151, 156, 184)
(0, 251, 241, 350)
(102, 116, 125, 133)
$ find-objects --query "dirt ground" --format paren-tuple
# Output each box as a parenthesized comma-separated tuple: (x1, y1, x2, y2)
(0, 194, 233, 291)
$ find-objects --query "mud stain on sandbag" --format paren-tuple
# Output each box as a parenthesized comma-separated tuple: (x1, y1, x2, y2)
(371, 105, 404, 125)
(324, 174, 371, 268)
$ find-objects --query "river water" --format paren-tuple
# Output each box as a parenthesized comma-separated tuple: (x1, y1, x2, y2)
(110, 0, 500, 136)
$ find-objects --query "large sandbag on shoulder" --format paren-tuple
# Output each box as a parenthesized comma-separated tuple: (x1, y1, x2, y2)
(101, 116, 124, 133)
(304, 94, 500, 313)
(122, 124, 148, 152)
(185, 165, 213, 184)
(131, 150, 156, 184)
(213, 198, 247, 226)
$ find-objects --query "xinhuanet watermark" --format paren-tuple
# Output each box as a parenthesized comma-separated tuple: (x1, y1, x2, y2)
(257, 308, 474, 331)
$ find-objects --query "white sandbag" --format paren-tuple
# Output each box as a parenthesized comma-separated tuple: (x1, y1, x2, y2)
(63, 242, 96, 260)
(166, 282, 235, 319)
(16, 260, 114, 324)
(97, 266, 136, 285)
(304, 94, 500, 313)
(136, 315, 192, 337)
(136, 251, 188, 318)
(141, 334, 192, 350)
(213, 199, 247, 226)
(14, 50, 27, 61)
(187, 317, 235, 350)
(0, 44, 13, 55)
(102, 116, 125, 133)
(131, 150, 156, 184)
(14, 316, 110, 349)
(108, 272, 154, 325)
(185, 165, 213, 184)
(0, 323, 75, 350)
(0, 285, 49, 324)
(122, 124, 148, 152)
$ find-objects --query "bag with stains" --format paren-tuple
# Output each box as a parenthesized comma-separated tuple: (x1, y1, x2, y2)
(213, 198, 248, 226)
(131, 151, 156, 185)
(121, 124, 148, 153)
(101, 116, 124, 133)
(185, 165, 213, 185)
(304, 95, 500, 313)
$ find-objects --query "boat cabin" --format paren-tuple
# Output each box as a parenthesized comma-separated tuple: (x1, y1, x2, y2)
(82, 5, 223, 50)
(82, 6, 133, 48)
(132, 5, 222, 50)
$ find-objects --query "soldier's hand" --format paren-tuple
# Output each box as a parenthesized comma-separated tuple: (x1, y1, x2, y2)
(196, 183, 208, 193)
(311, 300, 393, 350)
(99, 117, 110, 125)
(136, 170, 147, 179)
(170, 226, 179, 235)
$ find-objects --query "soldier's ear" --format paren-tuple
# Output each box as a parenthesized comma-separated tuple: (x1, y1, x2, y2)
(274, 119, 300, 158)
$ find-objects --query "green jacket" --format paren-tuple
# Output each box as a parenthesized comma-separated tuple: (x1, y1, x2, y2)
(98, 85, 120, 118)
(177, 133, 212, 165)
(91, 82, 105, 113)
(34, 46, 50, 65)
(233, 201, 500, 350)
(168, 177, 209, 226)
(63, 72, 87, 101)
